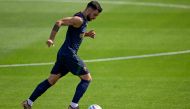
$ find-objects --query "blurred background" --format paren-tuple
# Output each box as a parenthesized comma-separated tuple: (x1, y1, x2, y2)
(0, 0, 190, 109)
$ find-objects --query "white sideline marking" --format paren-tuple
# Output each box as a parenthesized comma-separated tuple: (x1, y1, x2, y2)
(103, 1, 190, 9)
(0, 50, 190, 68)
(12, 0, 190, 9)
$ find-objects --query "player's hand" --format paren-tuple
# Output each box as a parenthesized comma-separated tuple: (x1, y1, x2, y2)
(86, 30, 96, 39)
(46, 39, 54, 47)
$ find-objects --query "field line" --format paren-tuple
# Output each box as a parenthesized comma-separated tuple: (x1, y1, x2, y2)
(103, 1, 190, 9)
(0, 50, 190, 68)
(9, 0, 190, 9)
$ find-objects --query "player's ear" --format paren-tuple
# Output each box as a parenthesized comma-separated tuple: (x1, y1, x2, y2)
(72, 16, 83, 28)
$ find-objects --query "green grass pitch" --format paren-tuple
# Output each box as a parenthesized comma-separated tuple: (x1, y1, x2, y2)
(0, 0, 190, 109)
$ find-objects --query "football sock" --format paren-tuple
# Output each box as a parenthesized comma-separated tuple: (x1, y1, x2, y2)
(27, 99, 33, 106)
(72, 79, 91, 104)
(70, 102, 79, 108)
(29, 79, 52, 102)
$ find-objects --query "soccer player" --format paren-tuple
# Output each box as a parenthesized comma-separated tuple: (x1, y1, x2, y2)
(22, 1, 102, 109)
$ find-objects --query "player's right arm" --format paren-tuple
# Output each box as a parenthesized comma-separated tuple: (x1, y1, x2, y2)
(46, 16, 83, 47)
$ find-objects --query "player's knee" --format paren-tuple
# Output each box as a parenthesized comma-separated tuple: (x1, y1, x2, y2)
(80, 74, 92, 81)
(48, 74, 61, 85)
(85, 77, 92, 82)
(88, 75, 92, 81)
(48, 78, 57, 85)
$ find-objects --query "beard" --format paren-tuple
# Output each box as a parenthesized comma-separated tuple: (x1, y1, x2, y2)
(87, 14, 91, 21)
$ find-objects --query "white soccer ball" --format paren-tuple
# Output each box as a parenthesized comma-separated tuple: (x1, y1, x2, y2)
(88, 104, 102, 109)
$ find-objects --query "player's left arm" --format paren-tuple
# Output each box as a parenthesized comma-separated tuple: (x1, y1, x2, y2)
(84, 30, 96, 39)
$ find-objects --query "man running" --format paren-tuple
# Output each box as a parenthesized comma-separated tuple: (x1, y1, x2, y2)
(22, 1, 102, 109)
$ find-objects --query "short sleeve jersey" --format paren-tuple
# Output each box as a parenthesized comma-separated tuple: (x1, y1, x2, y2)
(58, 12, 88, 57)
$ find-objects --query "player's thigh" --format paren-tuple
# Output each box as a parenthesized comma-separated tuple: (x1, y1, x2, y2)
(51, 58, 70, 77)
(65, 56, 89, 76)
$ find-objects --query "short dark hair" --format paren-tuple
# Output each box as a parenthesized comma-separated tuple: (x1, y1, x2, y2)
(87, 1, 103, 13)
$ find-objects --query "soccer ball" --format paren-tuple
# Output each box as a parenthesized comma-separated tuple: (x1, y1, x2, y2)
(88, 104, 102, 109)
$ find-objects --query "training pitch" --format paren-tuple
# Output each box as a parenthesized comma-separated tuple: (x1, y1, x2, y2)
(0, 0, 190, 109)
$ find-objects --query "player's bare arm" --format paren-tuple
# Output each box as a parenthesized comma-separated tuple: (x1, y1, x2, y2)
(46, 16, 83, 47)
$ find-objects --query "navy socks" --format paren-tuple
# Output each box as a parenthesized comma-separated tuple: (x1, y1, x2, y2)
(29, 79, 52, 102)
(28, 79, 90, 105)
(72, 79, 91, 103)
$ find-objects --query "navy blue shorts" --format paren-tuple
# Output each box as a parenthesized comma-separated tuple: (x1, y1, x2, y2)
(51, 55, 89, 76)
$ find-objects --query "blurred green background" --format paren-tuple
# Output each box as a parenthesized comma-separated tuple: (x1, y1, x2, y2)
(0, 0, 190, 109)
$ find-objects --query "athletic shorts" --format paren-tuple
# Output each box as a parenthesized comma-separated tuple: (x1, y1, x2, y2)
(51, 55, 89, 76)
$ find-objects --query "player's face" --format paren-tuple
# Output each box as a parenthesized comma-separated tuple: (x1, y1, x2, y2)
(87, 10, 99, 21)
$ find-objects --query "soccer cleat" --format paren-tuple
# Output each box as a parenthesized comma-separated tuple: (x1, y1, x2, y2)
(68, 105, 79, 109)
(22, 100, 32, 109)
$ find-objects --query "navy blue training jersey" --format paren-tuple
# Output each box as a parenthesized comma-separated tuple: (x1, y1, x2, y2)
(58, 12, 88, 57)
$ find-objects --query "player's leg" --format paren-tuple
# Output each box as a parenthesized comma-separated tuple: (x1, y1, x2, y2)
(29, 73, 62, 102)
(22, 73, 62, 109)
(22, 58, 69, 109)
(70, 73, 92, 109)
(63, 56, 91, 109)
